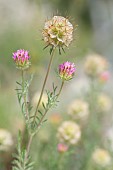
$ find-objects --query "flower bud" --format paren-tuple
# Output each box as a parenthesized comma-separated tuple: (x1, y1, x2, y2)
(12, 49, 31, 70)
(59, 61, 76, 81)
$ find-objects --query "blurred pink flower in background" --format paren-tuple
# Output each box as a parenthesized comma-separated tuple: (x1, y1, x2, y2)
(99, 71, 110, 83)
(57, 143, 68, 153)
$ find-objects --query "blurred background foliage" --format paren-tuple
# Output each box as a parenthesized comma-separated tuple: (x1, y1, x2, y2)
(0, 0, 113, 170)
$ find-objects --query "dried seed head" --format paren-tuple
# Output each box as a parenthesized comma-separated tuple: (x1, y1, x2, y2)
(42, 16, 73, 50)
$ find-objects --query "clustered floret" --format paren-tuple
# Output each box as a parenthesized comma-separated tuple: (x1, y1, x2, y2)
(59, 61, 76, 81)
(42, 16, 73, 48)
(12, 49, 30, 69)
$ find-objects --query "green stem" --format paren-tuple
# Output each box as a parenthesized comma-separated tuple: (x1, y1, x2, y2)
(58, 152, 65, 170)
(57, 80, 64, 98)
(33, 48, 56, 124)
(22, 70, 29, 120)
(25, 134, 34, 159)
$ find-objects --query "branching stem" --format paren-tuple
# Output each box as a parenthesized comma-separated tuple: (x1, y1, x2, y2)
(36, 80, 64, 130)
(26, 80, 64, 157)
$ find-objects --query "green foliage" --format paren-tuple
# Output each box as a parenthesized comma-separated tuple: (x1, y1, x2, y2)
(16, 71, 59, 136)
(46, 83, 59, 110)
(29, 83, 59, 133)
(12, 132, 34, 170)
(16, 74, 33, 122)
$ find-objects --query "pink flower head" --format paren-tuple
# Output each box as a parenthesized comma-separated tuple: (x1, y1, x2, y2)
(99, 71, 110, 82)
(12, 49, 31, 69)
(59, 61, 76, 81)
(57, 143, 68, 153)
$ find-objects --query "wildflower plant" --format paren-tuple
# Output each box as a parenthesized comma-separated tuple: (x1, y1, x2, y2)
(12, 15, 76, 170)
(78, 54, 113, 170)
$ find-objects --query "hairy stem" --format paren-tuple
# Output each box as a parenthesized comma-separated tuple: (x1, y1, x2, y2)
(25, 134, 33, 159)
(57, 80, 64, 98)
(22, 70, 29, 120)
(33, 48, 56, 124)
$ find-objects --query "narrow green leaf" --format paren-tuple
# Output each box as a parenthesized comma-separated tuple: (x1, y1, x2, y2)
(16, 81, 22, 86)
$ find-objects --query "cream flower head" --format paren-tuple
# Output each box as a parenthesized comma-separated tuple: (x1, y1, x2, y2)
(92, 148, 111, 167)
(84, 54, 108, 78)
(0, 129, 13, 151)
(42, 16, 73, 50)
(97, 94, 111, 112)
(68, 99, 89, 120)
(57, 121, 81, 145)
